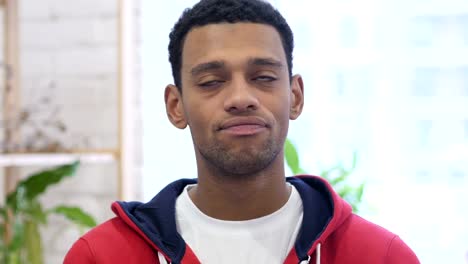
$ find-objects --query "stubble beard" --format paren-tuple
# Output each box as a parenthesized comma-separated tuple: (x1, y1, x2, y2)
(198, 136, 282, 178)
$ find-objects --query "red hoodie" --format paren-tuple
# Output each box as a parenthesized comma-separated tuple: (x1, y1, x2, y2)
(64, 176, 420, 264)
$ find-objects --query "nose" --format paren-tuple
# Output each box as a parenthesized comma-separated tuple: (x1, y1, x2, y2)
(223, 78, 259, 114)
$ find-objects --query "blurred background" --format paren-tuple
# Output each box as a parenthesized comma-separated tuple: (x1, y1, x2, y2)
(0, 0, 467, 263)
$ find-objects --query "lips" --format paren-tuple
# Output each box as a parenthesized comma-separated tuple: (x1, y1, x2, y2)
(218, 117, 268, 136)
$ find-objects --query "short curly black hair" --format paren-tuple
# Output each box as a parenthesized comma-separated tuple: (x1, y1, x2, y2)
(168, 0, 294, 91)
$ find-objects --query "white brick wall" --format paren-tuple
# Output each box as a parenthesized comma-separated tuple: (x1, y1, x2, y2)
(0, 0, 142, 263)
(20, 50, 55, 76)
(55, 47, 118, 76)
(21, 17, 118, 49)
(19, 48, 118, 77)
(19, 0, 117, 20)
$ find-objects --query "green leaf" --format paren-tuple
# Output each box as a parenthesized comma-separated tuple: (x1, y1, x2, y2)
(24, 220, 44, 264)
(338, 185, 353, 199)
(320, 165, 340, 181)
(329, 167, 351, 186)
(284, 139, 301, 174)
(355, 183, 365, 202)
(350, 151, 358, 170)
(7, 162, 80, 211)
(23, 201, 47, 224)
(50, 206, 97, 228)
(0, 206, 6, 222)
(283, 144, 364, 213)
(7, 186, 27, 213)
(5, 249, 22, 264)
(8, 219, 24, 252)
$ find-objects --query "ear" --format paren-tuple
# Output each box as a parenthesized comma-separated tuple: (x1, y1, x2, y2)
(164, 84, 187, 129)
(289, 74, 304, 120)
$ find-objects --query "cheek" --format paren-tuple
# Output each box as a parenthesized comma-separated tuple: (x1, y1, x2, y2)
(270, 93, 292, 133)
(184, 102, 213, 139)
(278, 111, 290, 134)
(182, 90, 223, 133)
(270, 91, 291, 118)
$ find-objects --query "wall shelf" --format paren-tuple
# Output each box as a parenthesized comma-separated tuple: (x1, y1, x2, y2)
(0, 152, 117, 167)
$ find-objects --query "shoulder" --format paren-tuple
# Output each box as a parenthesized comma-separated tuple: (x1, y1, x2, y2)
(336, 214, 395, 241)
(64, 217, 158, 264)
(326, 214, 420, 263)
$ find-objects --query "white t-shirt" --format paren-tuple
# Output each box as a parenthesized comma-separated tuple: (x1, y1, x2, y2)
(175, 184, 303, 264)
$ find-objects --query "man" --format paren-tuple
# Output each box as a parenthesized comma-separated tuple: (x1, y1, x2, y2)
(64, 0, 420, 263)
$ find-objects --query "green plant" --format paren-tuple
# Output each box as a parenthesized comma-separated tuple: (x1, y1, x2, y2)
(285, 138, 365, 212)
(0, 162, 97, 264)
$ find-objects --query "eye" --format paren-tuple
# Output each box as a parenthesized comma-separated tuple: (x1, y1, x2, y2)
(198, 80, 224, 88)
(253, 75, 277, 82)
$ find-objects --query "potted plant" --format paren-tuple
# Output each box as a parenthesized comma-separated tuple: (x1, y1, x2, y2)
(0, 161, 96, 264)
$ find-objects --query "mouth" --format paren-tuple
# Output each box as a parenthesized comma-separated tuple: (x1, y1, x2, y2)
(218, 117, 269, 136)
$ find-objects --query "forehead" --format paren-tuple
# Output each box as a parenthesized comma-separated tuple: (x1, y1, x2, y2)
(181, 23, 286, 72)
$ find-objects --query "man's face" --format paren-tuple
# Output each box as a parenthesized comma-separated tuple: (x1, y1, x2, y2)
(166, 23, 303, 176)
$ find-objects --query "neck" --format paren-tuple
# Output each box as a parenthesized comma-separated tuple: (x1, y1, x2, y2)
(189, 154, 290, 221)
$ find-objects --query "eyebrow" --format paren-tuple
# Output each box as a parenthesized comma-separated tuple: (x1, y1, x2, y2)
(190, 61, 225, 76)
(189, 57, 284, 76)
(248, 57, 284, 68)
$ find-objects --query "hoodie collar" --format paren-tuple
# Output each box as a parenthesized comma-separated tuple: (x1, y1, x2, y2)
(114, 179, 197, 263)
(287, 176, 333, 261)
(113, 176, 352, 264)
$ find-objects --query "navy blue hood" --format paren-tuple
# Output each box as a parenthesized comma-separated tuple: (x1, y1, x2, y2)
(116, 176, 338, 263)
